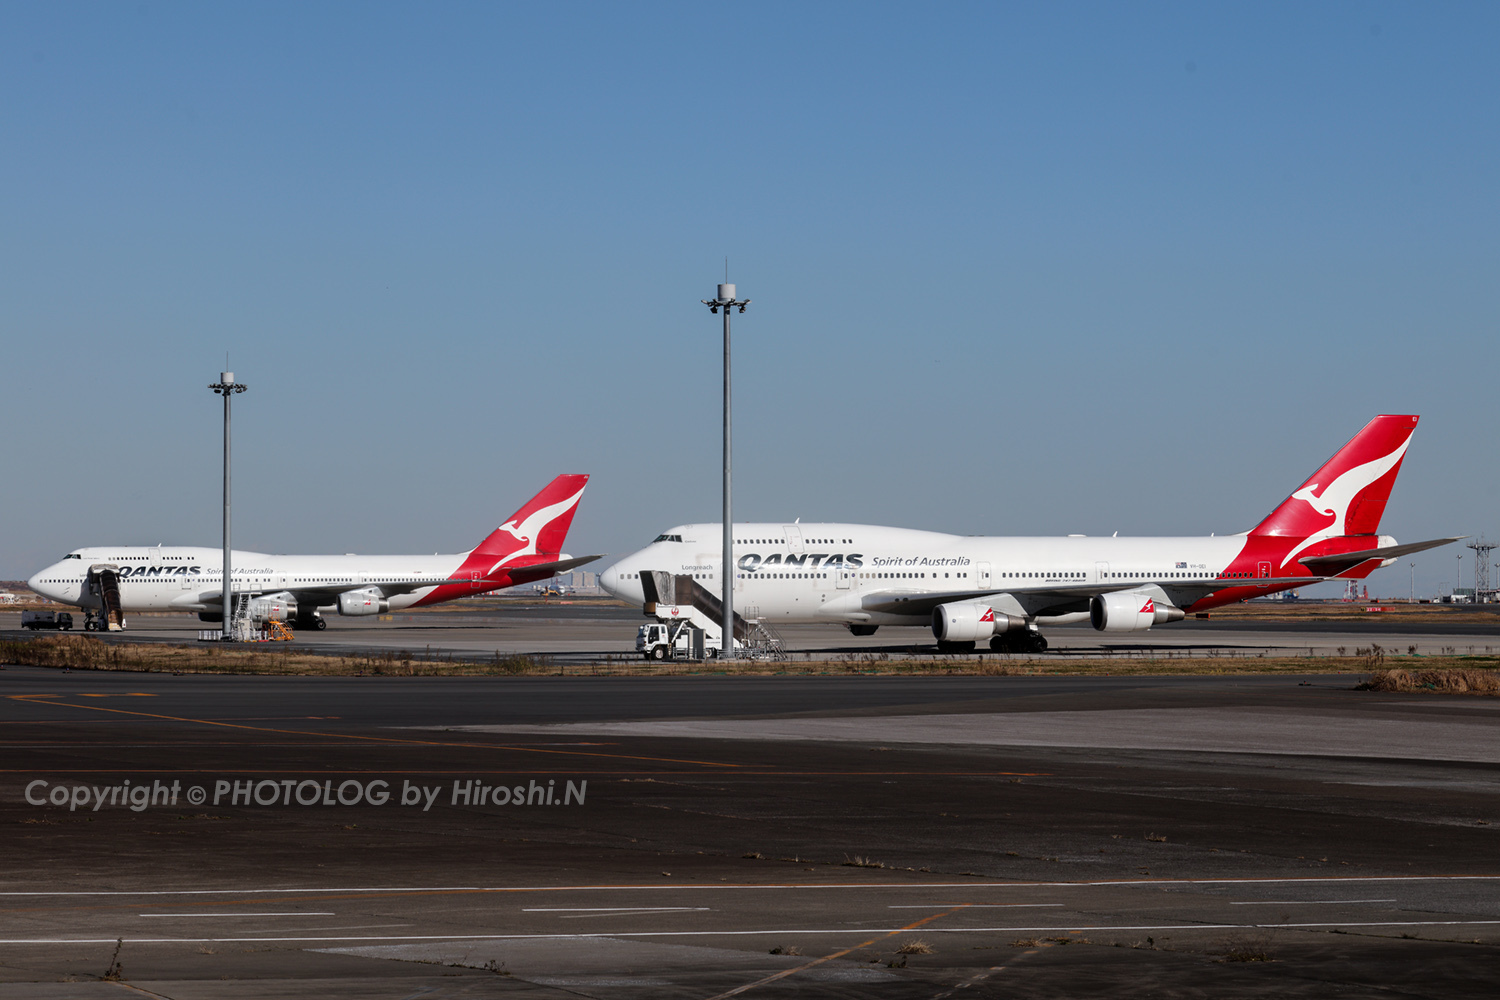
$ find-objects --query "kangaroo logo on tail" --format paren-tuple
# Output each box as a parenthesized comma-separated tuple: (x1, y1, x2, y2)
(1249, 415, 1419, 570)
(451, 474, 591, 582)
(1280, 437, 1411, 568)
(485, 484, 588, 576)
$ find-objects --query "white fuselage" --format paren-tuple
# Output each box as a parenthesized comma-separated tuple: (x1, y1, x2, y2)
(28, 546, 471, 614)
(602, 523, 1266, 626)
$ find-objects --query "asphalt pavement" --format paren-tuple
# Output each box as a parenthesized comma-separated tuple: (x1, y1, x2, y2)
(1, 648, 1498, 997)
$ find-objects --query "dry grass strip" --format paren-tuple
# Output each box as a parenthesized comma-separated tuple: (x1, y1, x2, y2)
(3, 635, 1499, 689)
(1359, 667, 1500, 696)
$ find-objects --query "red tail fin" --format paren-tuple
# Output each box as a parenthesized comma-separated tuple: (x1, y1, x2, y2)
(1251, 415, 1417, 554)
(468, 474, 590, 573)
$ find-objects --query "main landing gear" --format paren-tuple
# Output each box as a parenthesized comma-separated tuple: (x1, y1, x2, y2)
(989, 631, 1048, 654)
(292, 613, 327, 631)
(936, 632, 1049, 654)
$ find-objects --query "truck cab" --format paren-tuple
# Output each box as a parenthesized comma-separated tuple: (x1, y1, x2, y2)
(636, 621, 710, 661)
(21, 610, 74, 631)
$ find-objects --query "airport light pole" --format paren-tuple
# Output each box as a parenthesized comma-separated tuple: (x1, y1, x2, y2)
(703, 283, 748, 659)
(209, 373, 247, 640)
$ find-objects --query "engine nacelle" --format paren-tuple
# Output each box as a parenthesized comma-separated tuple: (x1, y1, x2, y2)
(338, 588, 388, 616)
(932, 602, 1025, 642)
(1090, 593, 1184, 631)
(248, 592, 298, 623)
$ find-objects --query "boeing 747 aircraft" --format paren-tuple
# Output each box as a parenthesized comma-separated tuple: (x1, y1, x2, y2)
(28, 475, 596, 630)
(601, 416, 1457, 652)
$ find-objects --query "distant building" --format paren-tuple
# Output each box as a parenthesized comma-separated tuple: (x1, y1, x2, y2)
(530, 571, 603, 596)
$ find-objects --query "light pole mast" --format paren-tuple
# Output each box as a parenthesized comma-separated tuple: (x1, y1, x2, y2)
(1467, 537, 1496, 603)
(703, 282, 748, 659)
(209, 372, 247, 640)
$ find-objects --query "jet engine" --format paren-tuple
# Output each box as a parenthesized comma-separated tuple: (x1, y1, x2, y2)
(1090, 593, 1184, 632)
(248, 592, 298, 622)
(931, 602, 1025, 642)
(338, 588, 389, 616)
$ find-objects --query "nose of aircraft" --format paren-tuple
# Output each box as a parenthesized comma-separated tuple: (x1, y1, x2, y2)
(599, 561, 623, 598)
(599, 558, 642, 605)
(27, 567, 52, 600)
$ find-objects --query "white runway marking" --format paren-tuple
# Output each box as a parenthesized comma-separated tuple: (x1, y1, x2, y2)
(887, 903, 1063, 909)
(138, 912, 335, 918)
(5, 920, 1500, 946)
(523, 907, 711, 913)
(1, 875, 1495, 896)
(1229, 899, 1397, 906)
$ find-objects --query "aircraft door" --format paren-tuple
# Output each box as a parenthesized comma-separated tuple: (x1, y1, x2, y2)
(1096, 562, 1109, 584)
(783, 526, 804, 554)
(976, 562, 992, 589)
(836, 566, 851, 589)
(1258, 561, 1271, 579)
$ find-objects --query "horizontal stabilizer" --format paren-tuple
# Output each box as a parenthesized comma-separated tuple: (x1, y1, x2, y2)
(373, 554, 603, 594)
(1298, 537, 1463, 576)
(503, 554, 603, 577)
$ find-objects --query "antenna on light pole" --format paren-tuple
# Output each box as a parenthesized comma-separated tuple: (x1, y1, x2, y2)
(703, 280, 749, 659)
(1467, 537, 1496, 603)
(208, 372, 247, 641)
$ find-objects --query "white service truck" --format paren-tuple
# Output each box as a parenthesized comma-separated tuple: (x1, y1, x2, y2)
(637, 614, 710, 661)
(635, 605, 745, 660)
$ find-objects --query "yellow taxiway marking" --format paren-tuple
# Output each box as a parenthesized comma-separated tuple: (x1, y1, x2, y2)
(703, 903, 971, 999)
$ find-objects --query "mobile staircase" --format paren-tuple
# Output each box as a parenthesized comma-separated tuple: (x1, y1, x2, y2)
(196, 594, 292, 642)
(639, 572, 786, 661)
(84, 566, 125, 631)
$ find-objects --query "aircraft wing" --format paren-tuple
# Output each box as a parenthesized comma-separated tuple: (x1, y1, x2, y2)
(200, 555, 604, 602)
(861, 576, 1322, 618)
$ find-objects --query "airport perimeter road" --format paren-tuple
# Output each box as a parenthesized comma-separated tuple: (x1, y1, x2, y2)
(5, 603, 1500, 665)
(1, 667, 1497, 997)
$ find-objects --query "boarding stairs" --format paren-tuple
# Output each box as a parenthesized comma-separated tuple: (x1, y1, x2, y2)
(85, 566, 124, 631)
(640, 573, 787, 660)
(738, 608, 788, 662)
(199, 593, 282, 642)
(641, 572, 747, 649)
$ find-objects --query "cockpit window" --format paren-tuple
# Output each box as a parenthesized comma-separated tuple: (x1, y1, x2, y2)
(652, 534, 683, 543)
(64, 553, 82, 559)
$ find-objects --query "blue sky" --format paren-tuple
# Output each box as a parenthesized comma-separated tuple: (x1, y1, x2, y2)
(1, 2, 1495, 598)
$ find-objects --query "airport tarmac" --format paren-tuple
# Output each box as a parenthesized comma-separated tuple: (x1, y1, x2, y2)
(5, 601, 1500, 666)
(0, 656, 1497, 997)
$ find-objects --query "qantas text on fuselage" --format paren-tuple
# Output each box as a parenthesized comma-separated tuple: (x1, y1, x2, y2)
(601, 416, 1457, 652)
(28, 475, 597, 629)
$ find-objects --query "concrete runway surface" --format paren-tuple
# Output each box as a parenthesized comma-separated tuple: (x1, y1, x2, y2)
(1, 608, 1498, 997)
(6, 601, 1500, 665)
